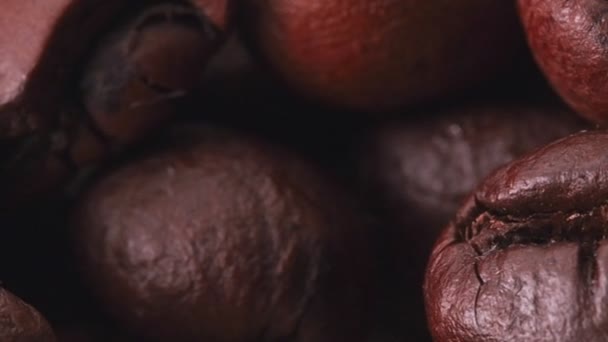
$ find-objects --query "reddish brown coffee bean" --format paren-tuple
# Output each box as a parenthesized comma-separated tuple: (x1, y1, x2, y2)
(357, 102, 587, 342)
(73, 126, 373, 342)
(358, 102, 587, 254)
(0, 288, 56, 341)
(0, 0, 134, 136)
(519, 0, 608, 124)
(0, 0, 230, 136)
(80, 3, 222, 147)
(0, 1, 228, 208)
(241, 0, 525, 112)
(425, 130, 608, 341)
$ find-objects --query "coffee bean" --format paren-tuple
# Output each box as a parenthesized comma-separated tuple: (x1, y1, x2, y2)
(425, 130, 608, 341)
(72, 126, 374, 342)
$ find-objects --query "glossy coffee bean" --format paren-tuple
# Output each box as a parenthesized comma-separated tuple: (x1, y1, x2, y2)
(73, 126, 373, 342)
(241, 0, 525, 112)
(0, 1, 228, 208)
(356, 102, 586, 341)
(425, 130, 608, 341)
(358, 102, 587, 256)
(519, 0, 608, 124)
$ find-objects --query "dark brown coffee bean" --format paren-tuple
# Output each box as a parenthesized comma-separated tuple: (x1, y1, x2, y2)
(358, 102, 587, 256)
(0, 1, 228, 209)
(0, 288, 55, 341)
(72, 126, 373, 342)
(80, 4, 221, 147)
(0, 0, 230, 136)
(425, 130, 608, 341)
(519, 0, 608, 124)
(356, 103, 587, 341)
(0, 0, 128, 136)
(241, 0, 525, 112)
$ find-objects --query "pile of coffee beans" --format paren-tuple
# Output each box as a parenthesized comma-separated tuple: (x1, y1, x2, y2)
(0, 1, 603, 341)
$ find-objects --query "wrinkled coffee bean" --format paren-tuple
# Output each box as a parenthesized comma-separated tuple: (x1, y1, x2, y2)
(358, 102, 587, 254)
(241, 0, 525, 112)
(519, 0, 608, 124)
(0, 287, 55, 341)
(424, 130, 608, 341)
(0, 1, 228, 208)
(356, 102, 586, 342)
(72, 126, 373, 342)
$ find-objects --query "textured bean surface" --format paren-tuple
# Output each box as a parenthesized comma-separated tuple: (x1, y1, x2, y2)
(425, 130, 608, 341)
(0, 288, 55, 341)
(0, 1, 228, 210)
(519, 0, 608, 124)
(358, 103, 587, 254)
(73, 126, 372, 342)
(357, 103, 586, 341)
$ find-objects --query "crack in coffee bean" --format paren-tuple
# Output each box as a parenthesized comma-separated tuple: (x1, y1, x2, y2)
(461, 204, 608, 257)
(425, 131, 608, 341)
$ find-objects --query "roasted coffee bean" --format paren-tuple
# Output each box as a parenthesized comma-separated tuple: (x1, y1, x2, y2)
(0, 1, 228, 209)
(0, 0, 128, 136)
(240, 0, 525, 112)
(519, 0, 608, 124)
(0, 287, 55, 341)
(424, 130, 608, 341)
(72, 126, 373, 342)
(357, 102, 587, 256)
(357, 102, 587, 342)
